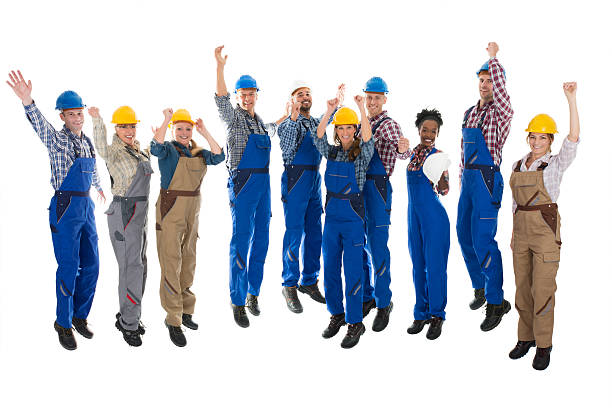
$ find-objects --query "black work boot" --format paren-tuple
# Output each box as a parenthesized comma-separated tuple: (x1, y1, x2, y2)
(298, 281, 326, 304)
(509, 340, 536, 359)
(116, 312, 145, 335)
(282, 286, 303, 314)
(341, 322, 366, 349)
(362, 298, 377, 318)
(407, 319, 431, 334)
(469, 288, 486, 310)
(54, 321, 77, 351)
(232, 304, 250, 328)
(182, 314, 199, 330)
(322, 313, 346, 338)
(372, 302, 393, 332)
(115, 318, 142, 347)
(246, 293, 260, 316)
(426, 316, 444, 340)
(480, 300, 511, 332)
(532, 346, 552, 370)
(165, 321, 186, 347)
(72, 317, 93, 339)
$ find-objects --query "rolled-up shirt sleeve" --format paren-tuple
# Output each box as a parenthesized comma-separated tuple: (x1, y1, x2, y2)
(202, 148, 226, 165)
(150, 140, 170, 159)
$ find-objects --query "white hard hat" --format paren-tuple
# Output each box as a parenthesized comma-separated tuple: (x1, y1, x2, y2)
(423, 152, 451, 184)
(290, 80, 311, 95)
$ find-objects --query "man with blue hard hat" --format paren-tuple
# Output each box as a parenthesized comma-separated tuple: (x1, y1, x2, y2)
(214, 46, 288, 328)
(277, 81, 345, 314)
(456, 42, 514, 331)
(360, 76, 410, 332)
(7, 70, 105, 350)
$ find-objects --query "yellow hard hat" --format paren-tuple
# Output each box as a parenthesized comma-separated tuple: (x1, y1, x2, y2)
(111, 106, 139, 124)
(332, 107, 359, 125)
(171, 109, 196, 126)
(525, 114, 558, 134)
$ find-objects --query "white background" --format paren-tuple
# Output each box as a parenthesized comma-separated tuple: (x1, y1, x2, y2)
(1, 0, 610, 406)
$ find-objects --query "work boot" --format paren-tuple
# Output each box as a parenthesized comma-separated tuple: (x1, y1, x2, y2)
(407, 319, 431, 334)
(341, 322, 366, 349)
(116, 312, 145, 335)
(480, 300, 511, 332)
(54, 321, 77, 351)
(298, 281, 326, 304)
(509, 340, 536, 360)
(532, 346, 552, 371)
(372, 302, 393, 332)
(232, 304, 250, 328)
(426, 316, 444, 340)
(322, 313, 346, 338)
(282, 286, 303, 314)
(165, 321, 186, 347)
(182, 314, 199, 330)
(115, 318, 142, 347)
(246, 293, 260, 316)
(469, 288, 486, 310)
(72, 317, 93, 339)
(362, 298, 377, 318)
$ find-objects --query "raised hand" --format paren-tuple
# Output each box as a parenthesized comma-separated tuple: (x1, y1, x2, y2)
(487, 42, 499, 58)
(326, 97, 339, 113)
(195, 118, 208, 136)
(215, 45, 228, 67)
(6, 70, 33, 105)
(397, 137, 410, 153)
(88, 107, 100, 118)
(290, 99, 301, 120)
(336, 83, 346, 106)
(354, 95, 365, 108)
(163, 108, 173, 122)
(563, 82, 577, 99)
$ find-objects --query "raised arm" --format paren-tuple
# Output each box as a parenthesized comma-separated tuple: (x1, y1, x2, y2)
(153, 108, 173, 145)
(215, 45, 229, 96)
(564, 82, 579, 143)
(487, 43, 513, 122)
(317, 97, 339, 139)
(354, 95, 371, 143)
(195, 118, 222, 155)
(88, 107, 111, 161)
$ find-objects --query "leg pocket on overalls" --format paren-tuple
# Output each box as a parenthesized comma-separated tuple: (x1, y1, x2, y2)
(535, 252, 559, 316)
(349, 197, 365, 221)
(160, 195, 178, 220)
(233, 172, 252, 197)
(286, 167, 304, 194)
(56, 195, 72, 223)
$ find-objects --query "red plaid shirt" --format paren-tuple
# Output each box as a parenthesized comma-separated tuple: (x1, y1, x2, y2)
(460, 57, 513, 179)
(365, 111, 409, 176)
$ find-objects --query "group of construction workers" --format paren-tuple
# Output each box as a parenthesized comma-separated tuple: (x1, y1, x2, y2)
(6, 41, 579, 371)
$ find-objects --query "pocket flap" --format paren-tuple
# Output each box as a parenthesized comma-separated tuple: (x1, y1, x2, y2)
(542, 252, 560, 263)
(479, 210, 498, 220)
(255, 135, 271, 149)
(104, 206, 115, 215)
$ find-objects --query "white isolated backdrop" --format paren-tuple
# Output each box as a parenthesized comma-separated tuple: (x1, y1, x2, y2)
(0, 0, 610, 406)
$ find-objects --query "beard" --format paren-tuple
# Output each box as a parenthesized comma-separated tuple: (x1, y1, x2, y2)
(299, 104, 311, 115)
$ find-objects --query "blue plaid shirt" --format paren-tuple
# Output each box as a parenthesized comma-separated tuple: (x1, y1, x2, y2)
(24, 102, 102, 192)
(277, 111, 336, 165)
(312, 133, 374, 191)
(214, 93, 277, 174)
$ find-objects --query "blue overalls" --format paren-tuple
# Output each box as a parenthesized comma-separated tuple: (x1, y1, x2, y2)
(323, 150, 366, 324)
(456, 107, 504, 304)
(48, 157, 99, 329)
(228, 121, 272, 306)
(362, 118, 393, 309)
(407, 148, 450, 320)
(281, 129, 323, 287)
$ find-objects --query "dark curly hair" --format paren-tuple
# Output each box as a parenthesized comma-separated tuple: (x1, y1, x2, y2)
(415, 108, 443, 129)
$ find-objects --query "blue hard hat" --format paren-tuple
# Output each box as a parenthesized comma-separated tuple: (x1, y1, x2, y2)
(363, 76, 389, 94)
(55, 90, 85, 110)
(234, 75, 259, 92)
(476, 61, 506, 78)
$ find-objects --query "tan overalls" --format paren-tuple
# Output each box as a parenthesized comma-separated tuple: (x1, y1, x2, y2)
(156, 145, 207, 327)
(510, 161, 561, 348)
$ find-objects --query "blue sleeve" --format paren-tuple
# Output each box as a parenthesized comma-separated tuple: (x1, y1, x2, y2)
(150, 140, 170, 159)
(202, 149, 226, 166)
(311, 131, 332, 158)
(359, 138, 375, 164)
(278, 118, 299, 154)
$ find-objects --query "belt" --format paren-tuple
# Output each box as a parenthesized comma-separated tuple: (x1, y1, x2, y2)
(285, 164, 318, 171)
(366, 174, 389, 181)
(113, 195, 148, 203)
(55, 190, 89, 197)
(326, 191, 362, 200)
(236, 168, 269, 174)
(464, 163, 500, 172)
(516, 203, 557, 212)
(160, 188, 200, 197)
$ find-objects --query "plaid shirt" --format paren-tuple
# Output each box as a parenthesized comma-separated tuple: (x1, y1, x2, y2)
(460, 57, 513, 179)
(277, 110, 336, 165)
(312, 133, 374, 191)
(92, 117, 150, 196)
(511, 136, 579, 213)
(214, 93, 277, 174)
(24, 102, 102, 192)
(364, 111, 410, 176)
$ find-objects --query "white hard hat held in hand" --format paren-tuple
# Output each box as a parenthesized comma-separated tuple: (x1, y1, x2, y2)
(423, 152, 451, 185)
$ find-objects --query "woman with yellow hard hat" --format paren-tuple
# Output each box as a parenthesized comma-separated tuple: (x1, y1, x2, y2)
(90, 105, 151, 347)
(313, 94, 373, 349)
(151, 108, 224, 347)
(508, 82, 579, 370)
